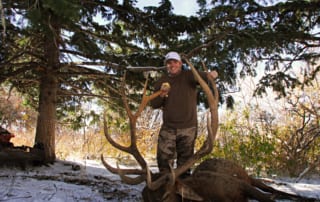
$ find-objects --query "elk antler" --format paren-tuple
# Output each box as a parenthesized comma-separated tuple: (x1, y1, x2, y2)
(147, 57, 219, 190)
(101, 72, 162, 184)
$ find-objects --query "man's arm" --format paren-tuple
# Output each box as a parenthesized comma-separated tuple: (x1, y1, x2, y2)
(150, 95, 165, 109)
(150, 82, 170, 109)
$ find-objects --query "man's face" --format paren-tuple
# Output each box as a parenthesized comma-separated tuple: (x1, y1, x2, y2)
(166, 59, 182, 76)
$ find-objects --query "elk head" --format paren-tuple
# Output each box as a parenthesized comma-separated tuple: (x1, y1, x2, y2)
(101, 58, 219, 201)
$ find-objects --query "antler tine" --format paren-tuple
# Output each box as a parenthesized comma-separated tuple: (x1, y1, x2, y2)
(101, 71, 162, 184)
(101, 111, 147, 184)
(201, 61, 219, 105)
(136, 73, 162, 119)
(147, 161, 176, 191)
(100, 154, 145, 175)
(120, 72, 161, 169)
(175, 57, 219, 174)
(115, 162, 147, 185)
(103, 113, 130, 153)
(200, 60, 219, 151)
(120, 72, 134, 120)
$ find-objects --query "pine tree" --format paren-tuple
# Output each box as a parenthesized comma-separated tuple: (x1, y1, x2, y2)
(0, 0, 319, 163)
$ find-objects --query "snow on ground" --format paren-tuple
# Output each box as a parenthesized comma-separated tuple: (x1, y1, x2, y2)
(0, 158, 143, 202)
(0, 158, 319, 202)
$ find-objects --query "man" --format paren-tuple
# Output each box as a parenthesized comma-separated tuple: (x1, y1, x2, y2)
(150, 51, 218, 176)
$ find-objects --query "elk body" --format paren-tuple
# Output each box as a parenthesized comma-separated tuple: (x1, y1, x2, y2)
(195, 158, 281, 195)
(180, 171, 274, 202)
(193, 158, 311, 201)
(142, 168, 275, 202)
(100, 58, 303, 202)
(142, 158, 314, 202)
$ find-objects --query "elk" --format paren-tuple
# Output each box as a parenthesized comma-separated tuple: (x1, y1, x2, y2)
(100, 58, 287, 202)
(193, 158, 315, 201)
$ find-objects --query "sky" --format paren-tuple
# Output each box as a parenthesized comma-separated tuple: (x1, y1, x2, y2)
(133, 0, 288, 16)
(135, 0, 199, 16)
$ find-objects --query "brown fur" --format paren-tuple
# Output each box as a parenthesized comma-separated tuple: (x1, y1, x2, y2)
(182, 171, 274, 202)
(142, 158, 316, 202)
(193, 158, 313, 201)
(142, 169, 275, 202)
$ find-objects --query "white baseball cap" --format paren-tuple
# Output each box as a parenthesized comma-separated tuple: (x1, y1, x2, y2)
(164, 51, 181, 63)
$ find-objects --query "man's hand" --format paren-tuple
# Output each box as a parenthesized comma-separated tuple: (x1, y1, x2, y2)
(208, 70, 218, 80)
(160, 82, 170, 97)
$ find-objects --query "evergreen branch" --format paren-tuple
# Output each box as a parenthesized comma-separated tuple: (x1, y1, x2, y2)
(0, 66, 36, 84)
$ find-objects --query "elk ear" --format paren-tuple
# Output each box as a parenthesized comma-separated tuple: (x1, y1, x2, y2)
(176, 181, 203, 201)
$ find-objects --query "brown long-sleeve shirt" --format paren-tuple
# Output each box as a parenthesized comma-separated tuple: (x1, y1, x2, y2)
(151, 70, 208, 129)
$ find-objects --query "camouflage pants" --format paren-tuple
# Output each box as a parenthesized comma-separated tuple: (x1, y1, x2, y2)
(156, 125, 197, 174)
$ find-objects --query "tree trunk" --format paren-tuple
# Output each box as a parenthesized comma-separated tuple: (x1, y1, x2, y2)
(35, 73, 58, 163)
(35, 12, 60, 164)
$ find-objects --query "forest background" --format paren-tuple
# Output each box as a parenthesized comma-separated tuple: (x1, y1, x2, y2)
(0, 0, 319, 179)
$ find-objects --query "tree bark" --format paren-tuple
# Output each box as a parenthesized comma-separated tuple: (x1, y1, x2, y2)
(35, 12, 60, 164)
(35, 73, 58, 163)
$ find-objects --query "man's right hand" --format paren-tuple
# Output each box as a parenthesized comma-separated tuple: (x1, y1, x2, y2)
(160, 82, 170, 97)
